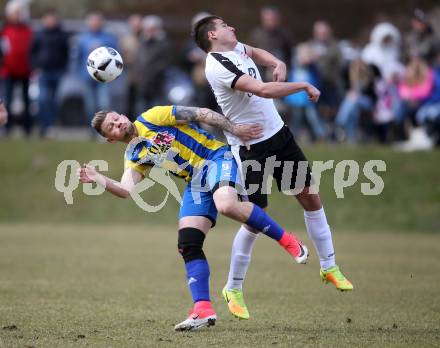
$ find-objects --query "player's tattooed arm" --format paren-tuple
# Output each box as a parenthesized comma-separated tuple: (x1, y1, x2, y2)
(174, 106, 201, 123)
(175, 106, 234, 132)
(174, 106, 263, 143)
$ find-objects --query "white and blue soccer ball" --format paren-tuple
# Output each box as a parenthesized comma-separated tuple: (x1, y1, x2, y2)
(86, 46, 124, 83)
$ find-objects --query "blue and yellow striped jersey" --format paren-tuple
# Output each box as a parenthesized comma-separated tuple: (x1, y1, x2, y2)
(124, 105, 228, 181)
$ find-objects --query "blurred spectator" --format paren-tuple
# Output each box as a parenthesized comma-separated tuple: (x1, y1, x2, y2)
(120, 14, 142, 119)
(404, 9, 440, 65)
(31, 9, 69, 138)
(373, 63, 403, 143)
(249, 6, 292, 81)
(415, 52, 440, 145)
(183, 12, 218, 110)
(73, 12, 117, 126)
(362, 22, 402, 78)
(309, 21, 344, 120)
(9, 0, 30, 22)
(0, 1, 33, 136)
(0, 98, 8, 126)
(180, 12, 222, 139)
(395, 57, 434, 140)
(183, 12, 210, 73)
(335, 58, 377, 143)
(285, 43, 325, 141)
(134, 15, 174, 108)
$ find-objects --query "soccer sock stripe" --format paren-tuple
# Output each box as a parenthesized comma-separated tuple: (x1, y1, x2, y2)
(246, 204, 284, 241)
(304, 207, 336, 270)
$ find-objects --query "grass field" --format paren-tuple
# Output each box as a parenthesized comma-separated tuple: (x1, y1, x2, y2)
(1, 140, 439, 346)
(1, 224, 440, 347)
(0, 140, 439, 232)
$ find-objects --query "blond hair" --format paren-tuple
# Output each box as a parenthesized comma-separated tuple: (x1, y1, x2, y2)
(405, 58, 429, 86)
(91, 110, 111, 136)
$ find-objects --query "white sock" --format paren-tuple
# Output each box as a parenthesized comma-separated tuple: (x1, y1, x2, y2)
(304, 207, 336, 270)
(226, 225, 259, 290)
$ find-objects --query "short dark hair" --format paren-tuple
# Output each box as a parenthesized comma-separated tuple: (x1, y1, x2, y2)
(91, 110, 111, 136)
(193, 15, 222, 52)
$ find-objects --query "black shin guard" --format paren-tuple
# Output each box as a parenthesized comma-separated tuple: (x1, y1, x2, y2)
(178, 227, 206, 263)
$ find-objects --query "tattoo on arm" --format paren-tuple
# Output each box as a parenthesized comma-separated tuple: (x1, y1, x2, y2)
(197, 108, 235, 133)
(174, 106, 199, 122)
(175, 106, 235, 133)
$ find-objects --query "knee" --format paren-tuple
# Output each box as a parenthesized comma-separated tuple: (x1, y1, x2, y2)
(177, 227, 206, 263)
(215, 200, 237, 217)
(297, 189, 322, 211)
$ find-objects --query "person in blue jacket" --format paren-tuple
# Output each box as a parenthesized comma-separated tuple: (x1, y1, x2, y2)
(73, 12, 118, 129)
(285, 43, 326, 141)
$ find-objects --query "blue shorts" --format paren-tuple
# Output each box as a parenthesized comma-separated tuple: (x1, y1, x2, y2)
(179, 147, 245, 227)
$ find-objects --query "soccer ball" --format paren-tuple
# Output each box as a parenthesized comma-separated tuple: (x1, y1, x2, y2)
(86, 46, 123, 83)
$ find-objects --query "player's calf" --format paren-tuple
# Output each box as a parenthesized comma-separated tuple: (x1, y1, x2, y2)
(177, 227, 216, 328)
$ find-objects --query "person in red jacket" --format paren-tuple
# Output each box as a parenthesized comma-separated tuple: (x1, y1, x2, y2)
(0, 2, 33, 136)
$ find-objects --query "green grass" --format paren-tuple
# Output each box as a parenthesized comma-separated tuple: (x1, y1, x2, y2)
(1, 139, 439, 345)
(1, 224, 439, 347)
(0, 140, 439, 232)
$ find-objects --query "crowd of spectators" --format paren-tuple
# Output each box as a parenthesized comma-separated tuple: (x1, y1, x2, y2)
(1, 1, 439, 149)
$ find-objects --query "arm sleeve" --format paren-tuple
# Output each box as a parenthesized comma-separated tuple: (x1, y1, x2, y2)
(208, 53, 244, 89)
(139, 105, 177, 126)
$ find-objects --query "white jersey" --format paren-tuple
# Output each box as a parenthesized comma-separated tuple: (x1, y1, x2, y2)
(205, 42, 284, 146)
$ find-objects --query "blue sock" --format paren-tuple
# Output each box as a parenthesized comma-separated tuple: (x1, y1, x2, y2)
(185, 259, 210, 302)
(246, 204, 284, 241)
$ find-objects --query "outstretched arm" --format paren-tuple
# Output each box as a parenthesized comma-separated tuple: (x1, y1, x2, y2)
(244, 44, 286, 82)
(234, 74, 320, 102)
(174, 106, 263, 142)
(77, 165, 143, 199)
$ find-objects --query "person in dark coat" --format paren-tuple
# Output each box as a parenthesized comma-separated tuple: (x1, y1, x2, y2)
(404, 9, 440, 65)
(31, 10, 69, 137)
(248, 6, 292, 82)
(134, 15, 174, 108)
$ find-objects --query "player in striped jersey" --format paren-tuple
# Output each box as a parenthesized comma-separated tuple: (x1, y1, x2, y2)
(77, 105, 308, 331)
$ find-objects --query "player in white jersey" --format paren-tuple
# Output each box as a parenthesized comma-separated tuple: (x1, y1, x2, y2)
(205, 42, 284, 146)
(194, 15, 353, 320)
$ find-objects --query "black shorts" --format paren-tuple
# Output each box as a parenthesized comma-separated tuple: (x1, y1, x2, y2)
(239, 125, 312, 208)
